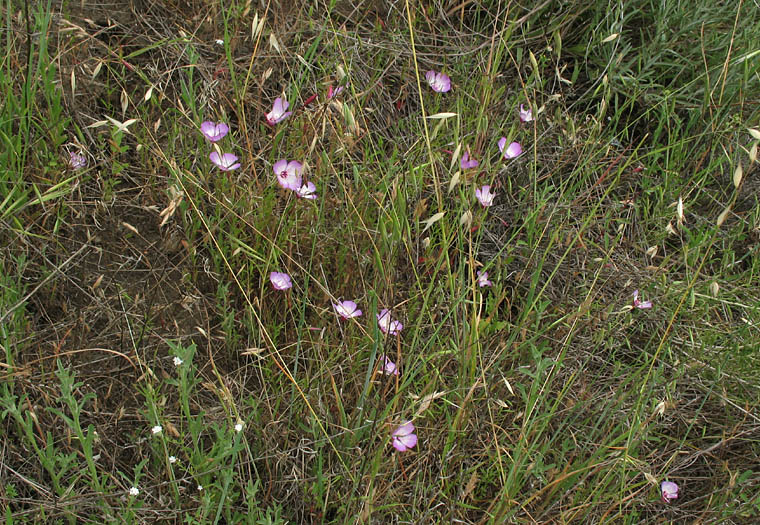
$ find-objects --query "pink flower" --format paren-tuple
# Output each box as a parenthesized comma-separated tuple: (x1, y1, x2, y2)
(295, 182, 317, 200)
(498, 138, 522, 159)
(460, 151, 479, 170)
(391, 421, 417, 452)
(425, 70, 451, 93)
(379, 354, 399, 376)
(327, 85, 344, 99)
(68, 151, 86, 170)
(266, 97, 292, 125)
(475, 185, 495, 207)
(200, 121, 229, 142)
(209, 151, 241, 171)
(333, 300, 362, 319)
(632, 290, 652, 309)
(269, 271, 292, 290)
(518, 104, 533, 123)
(477, 270, 492, 287)
(273, 159, 303, 190)
(661, 481, 678, 503)
(377, 309, 403, 336)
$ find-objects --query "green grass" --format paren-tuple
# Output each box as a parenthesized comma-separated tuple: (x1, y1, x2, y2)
(1, 0, 759, 523)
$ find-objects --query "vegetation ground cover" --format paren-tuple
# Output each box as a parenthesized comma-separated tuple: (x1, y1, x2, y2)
(1, 0, 759, 523)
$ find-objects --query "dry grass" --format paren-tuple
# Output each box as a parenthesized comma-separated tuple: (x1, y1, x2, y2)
(1, 0, 759, 523)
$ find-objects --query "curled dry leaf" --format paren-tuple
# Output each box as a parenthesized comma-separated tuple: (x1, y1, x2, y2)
(676, 196, 684, 226)
(460, 210, 472, 228)
(413, 391, 446, 417)
(733, 163, 743, 188)
(422, 212, 445, 233)
(122, 221, 139, 235)
(448, 170, 460, 192)
(717, 205, 731, 227)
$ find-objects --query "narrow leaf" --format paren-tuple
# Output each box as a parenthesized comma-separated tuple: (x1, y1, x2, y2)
(427, 112, 457, 119)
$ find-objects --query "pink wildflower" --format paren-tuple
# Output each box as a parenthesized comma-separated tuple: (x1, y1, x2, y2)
(391, 421, 417, 452)
(68, 151, 86, 170)
(497, 138, 522, 159)
(632, 290, 652, 309)
(327, 85, 344, 99)
(477, 271, 492, 287)
(295, 182, 317, 200)
(377, 309, 403, 336)
(333, 300, 362, 319)
(273, 159, 303, 191)
(475, 185, 495, 207)
(209, 152, 240, 171)
(269, 272, 292, 290)
(518, 104, 533, 123)
(379, 354, 399, 376)
(200, 121, 229, 142)
(460, 151, 479, 170)
(425, 70, 451, 93)
(266, 97, 292, 125)
(661, 481, 678, 503)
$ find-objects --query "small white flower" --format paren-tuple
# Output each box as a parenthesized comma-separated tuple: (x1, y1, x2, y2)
(129, 486, 139, 496)
(173, 356, 183, 366)
(197, 485, 203, 491)
(215, 39, 224, 45)
(168, 455, 177, 464)
(151, 425, 162, 435)
(234, 423, 243, 432)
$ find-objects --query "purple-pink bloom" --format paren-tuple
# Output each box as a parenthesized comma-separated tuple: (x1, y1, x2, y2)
(327, 85, 344, 99)
(209, 151, 241, 171)
(498, 138, 523, 159)
(391, 421, 417, 452)
(477, 271, 492, 287)
(632, 290, 652, 309)
(377, 309, 403, 336)
(425, 70, 451, 93)
(200, 121, 229, 142)
(475, 185, 495, 207)
(273, 159, 303, 190)
(295, 182, 317, 200)
(69, 151, 86, 170)
(379, 354, 399, 376)
(460, 151, 479, 170)
(269, 271, 292, 290)
(661, 481, 678, 503)
(333, 300, 362, 319)
(518, 104, 533, 123)
(266, 97, 292, 125)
